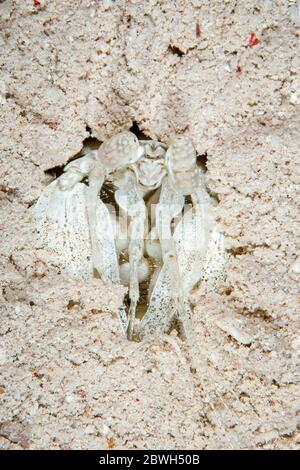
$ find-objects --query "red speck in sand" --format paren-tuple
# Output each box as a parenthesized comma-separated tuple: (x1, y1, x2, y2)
(248, 32, 260, 47)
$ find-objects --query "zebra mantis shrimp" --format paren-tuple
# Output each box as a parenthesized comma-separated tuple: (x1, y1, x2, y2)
(35, 132, 227, 340)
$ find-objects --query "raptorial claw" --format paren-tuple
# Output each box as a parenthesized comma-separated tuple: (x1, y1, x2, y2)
(35, 153, 98, 281)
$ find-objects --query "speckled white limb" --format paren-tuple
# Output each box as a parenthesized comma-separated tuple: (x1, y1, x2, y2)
(155, 178, 186, 326)
(140, 177, 192, 337)
(115, 171, 147, 339)
(85, 163, 120, 283)
(200, 226, 227, 290)
(173, 175, 213, 294)
(35, 152, 120, 283)
(35, 153, 99, 280)
(174, 174, 227, 293)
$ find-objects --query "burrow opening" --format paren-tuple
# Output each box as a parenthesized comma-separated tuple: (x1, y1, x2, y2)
(42, 125, 210, 340)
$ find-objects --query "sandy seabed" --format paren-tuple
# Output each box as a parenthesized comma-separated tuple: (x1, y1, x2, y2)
(0, 0, 299, 449)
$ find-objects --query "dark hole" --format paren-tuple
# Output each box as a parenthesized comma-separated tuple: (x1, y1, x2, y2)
(224, 50, 237, 56)
(85, 125, 92, 135)
(185, 195, 193, 205)
(68, 136, 102, 165)
(44, 164, 64, 179)
(224, 287, 233, 296)
(167, 317, 187, 340)
(272, 379, 280, 388)
(67, 299, 81, 310)
(196, 152, 208, 172)
(79, 137, 101, 154)
(168, 44, 185, 57)
(130, 121, 150, 140)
